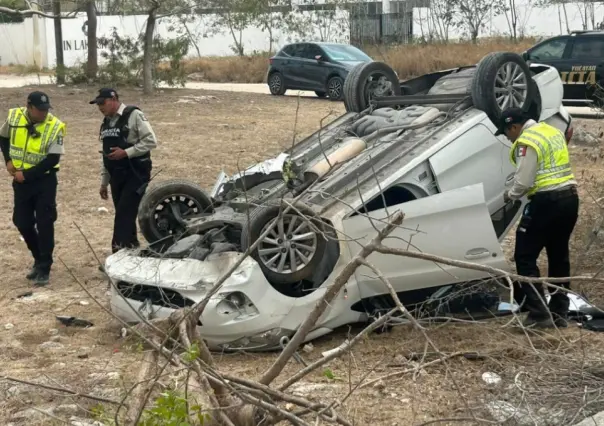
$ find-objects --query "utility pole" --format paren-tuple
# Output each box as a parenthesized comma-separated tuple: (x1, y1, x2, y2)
(53, 0, 65, 84)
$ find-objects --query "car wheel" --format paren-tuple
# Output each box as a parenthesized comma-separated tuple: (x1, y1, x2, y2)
(326, 76, 344, 101)
(315, 91, 327, 98)
(268, 72, 286, 96)
(240, 199, 327, 286)
(138, 179, 214, 244)
(343, 62, 401, 113)
(471, 51, 536, 122)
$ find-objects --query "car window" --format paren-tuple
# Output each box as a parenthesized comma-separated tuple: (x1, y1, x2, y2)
(304, 44, 324, 60)
(569, 37, 604, 59)
(283, 44, 306, 58)
(321, 44, 372, 62)
(529, 37, 568, 60)
(280, 44, 296, 57)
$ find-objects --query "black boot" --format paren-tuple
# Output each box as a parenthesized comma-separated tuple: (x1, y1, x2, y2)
(523, 314, 555, 329)
(26, 260, 40, 280)
(33, 270, 50, 286)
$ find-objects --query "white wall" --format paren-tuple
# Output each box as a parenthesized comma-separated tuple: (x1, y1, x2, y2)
(0, 16, 48, 67)
(42, 11, 350, 68)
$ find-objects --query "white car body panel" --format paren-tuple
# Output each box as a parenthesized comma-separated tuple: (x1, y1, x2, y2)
(428, 120, 514, 217)
(342, 183, 509, 296)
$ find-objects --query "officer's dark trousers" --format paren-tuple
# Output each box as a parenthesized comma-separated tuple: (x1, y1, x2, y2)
(12, 172, 58, 273)
(108, 167, 149, 254)
(513, 185, 579, 320)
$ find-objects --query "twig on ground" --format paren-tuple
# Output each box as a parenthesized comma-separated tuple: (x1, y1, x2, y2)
(1, 375, 123, 405)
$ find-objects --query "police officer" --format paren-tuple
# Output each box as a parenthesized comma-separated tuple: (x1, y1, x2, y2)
(496, 107, 579, 329)
(89, 88, 157, 256)
(0, 91, 66, 286)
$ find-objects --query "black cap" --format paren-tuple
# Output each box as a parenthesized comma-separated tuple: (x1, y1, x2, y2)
(495, 107, 529, 136)
(89, 88, 118, 104)
(27, 91, 52, 111)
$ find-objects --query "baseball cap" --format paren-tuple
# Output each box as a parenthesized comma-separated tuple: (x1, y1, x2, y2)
(27, 91, 52, 111)
(495, 107, 529, 136)
(89, 88, 118, 104)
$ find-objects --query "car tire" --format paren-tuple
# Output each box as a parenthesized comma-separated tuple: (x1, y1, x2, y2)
(138, 179, 214, 244)
(326, 76, 344, 101)
(268, 72, 287, 96)
(240, 199, 327, 286)
(471, 51, 536, 122)
(343, 62, 401, 113)
(315, 91, 327, 98)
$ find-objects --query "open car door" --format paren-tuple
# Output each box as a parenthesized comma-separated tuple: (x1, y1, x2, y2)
(340, 183, 511, 299)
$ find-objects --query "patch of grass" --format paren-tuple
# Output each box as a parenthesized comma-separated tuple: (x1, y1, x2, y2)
(179, 38, 538, 83)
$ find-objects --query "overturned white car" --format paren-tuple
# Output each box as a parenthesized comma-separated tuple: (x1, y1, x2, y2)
(105, 52, 574, 351)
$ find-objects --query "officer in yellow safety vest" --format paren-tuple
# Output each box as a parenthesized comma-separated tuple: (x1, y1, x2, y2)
(496, 107, 579, 329)
(0, 91, 66, 286)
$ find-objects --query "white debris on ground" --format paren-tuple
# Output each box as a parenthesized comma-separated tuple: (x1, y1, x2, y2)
(97, 206, 109, 214)
(176, 94, 218, 104)
(481, 372, 502, 387)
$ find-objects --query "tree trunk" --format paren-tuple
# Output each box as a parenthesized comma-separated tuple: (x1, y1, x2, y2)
(52, 0, 64, 84)
(143, 6, 158, 95)
(86, 0, 98, 80)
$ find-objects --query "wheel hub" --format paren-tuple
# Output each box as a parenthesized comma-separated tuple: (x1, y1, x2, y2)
(153, 195, 203, 235)
(257, 214, 317, 275)
(494, 62, 528, 110)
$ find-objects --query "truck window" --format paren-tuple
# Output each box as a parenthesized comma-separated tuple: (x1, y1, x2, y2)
(569, 37, 604, 59)
(529, 37, 568, 60)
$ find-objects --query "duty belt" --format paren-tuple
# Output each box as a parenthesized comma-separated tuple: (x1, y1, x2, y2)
(529, 185, 578, 201)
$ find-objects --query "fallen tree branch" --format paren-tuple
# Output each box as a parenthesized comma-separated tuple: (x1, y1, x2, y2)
(278, 307, 399, 391)
(1, 375, 123, 405)
(374, 244, 604, 285)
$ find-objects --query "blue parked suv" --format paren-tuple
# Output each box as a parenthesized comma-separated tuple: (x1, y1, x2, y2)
(266, 42, 373, 100)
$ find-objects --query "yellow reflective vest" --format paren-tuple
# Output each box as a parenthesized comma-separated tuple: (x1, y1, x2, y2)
(509, 121, 575, 197)
(7, 107, 66, 171)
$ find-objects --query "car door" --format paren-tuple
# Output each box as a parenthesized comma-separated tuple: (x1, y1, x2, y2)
(525, 35, 574, 99)
(282, 43, 308, 89)
(428, 122, 516, 220)
(564, 35, 604, 101)
(340, 183, 510, 297)
(288, 43, 329, 91)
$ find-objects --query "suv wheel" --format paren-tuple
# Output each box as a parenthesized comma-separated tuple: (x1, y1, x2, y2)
(268, 72, 286, 96)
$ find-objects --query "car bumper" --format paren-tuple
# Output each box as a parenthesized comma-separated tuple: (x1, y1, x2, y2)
(105, 250, 300, 351)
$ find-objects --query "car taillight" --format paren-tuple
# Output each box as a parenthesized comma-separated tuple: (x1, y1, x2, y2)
(565, 125, 573, 143)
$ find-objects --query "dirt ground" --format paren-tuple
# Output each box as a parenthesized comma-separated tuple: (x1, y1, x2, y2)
(1, 86, 604, 426)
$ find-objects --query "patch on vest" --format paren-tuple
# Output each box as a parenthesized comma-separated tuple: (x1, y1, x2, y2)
(56, 135, 63, 145)
(516, 145, 527, 157)
(139, 113, 148, 122)
(100, 128, 122, 138)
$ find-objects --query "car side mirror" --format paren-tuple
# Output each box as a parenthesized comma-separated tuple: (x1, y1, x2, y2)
(522, 51, 529, 61)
